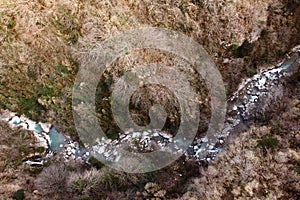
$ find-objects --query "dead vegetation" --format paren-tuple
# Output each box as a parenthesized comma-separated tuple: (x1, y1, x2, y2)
(0, 122, 39, 199)
(95, 49, 211, 138)
(183, 126, 300, 199)
(0, 0, 299, 199)
(182, 80, 300, 200)
(1, 0, 299, 133)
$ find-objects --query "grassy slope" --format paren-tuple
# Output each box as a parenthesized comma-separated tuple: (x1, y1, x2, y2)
(0, 0, 299, 135)
(183, 83, 300, 199)
(0, 0, 299, 199)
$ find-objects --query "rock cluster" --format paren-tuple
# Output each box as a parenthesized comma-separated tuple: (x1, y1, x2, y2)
(187, 47, 300, 161)
(59, 140, 90, 163)
(91, 129, 180, 163)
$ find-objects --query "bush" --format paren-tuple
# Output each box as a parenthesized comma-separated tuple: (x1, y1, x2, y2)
(12, 189, 25, 200)
(88, 156, 104, 169)
(257, 136, 279, 149)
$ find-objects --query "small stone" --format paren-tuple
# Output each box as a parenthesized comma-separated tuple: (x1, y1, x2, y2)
(95, 146, 105, 154)
(104, 151, 111, 158)
(223, 58, 230, 63)
(112, 150, 118, 156)
(153, 132, 159, 137)
(71, 149, 76, 155)
(159, 132, 173, 139)
(106, 139, 112, 143)
(132, 132, 141, 138)
(142, 131, 150, 136)
(139, 81, 144, 87)
(232, 105, 238, 110)
(201, 137, 208, 143)
(33, 190, 39, 195)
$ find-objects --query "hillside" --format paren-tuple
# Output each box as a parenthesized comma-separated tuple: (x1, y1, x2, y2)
(0, 0, 299, 199)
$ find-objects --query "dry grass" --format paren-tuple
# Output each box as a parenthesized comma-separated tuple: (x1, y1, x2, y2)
(182, 93, 300, 200)
(95, 48, 211, 137)
(0, 121, 38, 199)
(1, 0, 299, 132)
(0, 0, 81, 136)
(0, 0, 299, 199)
(127, 0, 300, 93)
(35, 163, 159, 199)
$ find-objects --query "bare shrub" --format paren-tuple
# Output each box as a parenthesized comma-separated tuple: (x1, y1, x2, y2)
(142, 182, 167, 199)
(67, 167, 128, 198)
(34, 163, 71, 199)
(67, 168, 101, 195)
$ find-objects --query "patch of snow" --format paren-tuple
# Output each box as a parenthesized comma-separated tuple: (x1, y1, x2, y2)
(39, 122, 51, 133)
(9, 116, 21, 125)
(24, 160, 44, 166)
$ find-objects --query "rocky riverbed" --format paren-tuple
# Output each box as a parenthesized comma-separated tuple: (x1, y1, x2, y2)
(0, 110, 89, 165)
(0, 46, 298, 167)
(188, 46, 300, 161)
